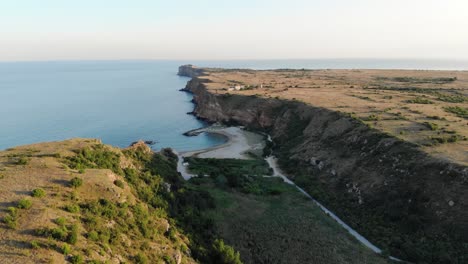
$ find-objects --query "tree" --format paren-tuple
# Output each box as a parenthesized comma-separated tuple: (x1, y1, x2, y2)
(212, 239, 242, 264)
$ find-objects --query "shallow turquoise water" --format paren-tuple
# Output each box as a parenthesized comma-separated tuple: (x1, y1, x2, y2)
(1, 59, 466, 151)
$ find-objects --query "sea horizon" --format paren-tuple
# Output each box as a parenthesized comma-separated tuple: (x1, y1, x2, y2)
(1, 58, 468, 70)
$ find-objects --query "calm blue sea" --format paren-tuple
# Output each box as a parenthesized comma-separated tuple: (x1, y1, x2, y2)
(1, 59, 467, 151)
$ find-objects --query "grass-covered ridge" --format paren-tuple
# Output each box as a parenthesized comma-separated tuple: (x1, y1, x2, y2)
(0, 139, 240, 264)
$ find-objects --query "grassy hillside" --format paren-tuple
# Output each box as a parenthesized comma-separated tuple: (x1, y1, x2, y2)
(0, 139, 240, 264)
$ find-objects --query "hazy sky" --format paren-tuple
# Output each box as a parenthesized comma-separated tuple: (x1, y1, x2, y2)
(1, 0, 468, 61)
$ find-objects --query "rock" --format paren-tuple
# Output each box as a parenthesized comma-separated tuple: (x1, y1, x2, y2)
(449, 200, 455, 207)
(174, 250, 182, 264)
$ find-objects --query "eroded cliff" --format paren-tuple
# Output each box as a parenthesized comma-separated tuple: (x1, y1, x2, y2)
(181, 66, 468, 263)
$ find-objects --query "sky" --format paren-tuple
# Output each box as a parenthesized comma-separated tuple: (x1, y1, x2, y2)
(1, 0, 468, 61)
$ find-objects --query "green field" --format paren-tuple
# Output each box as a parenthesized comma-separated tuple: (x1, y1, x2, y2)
(187, 158, 389, 264)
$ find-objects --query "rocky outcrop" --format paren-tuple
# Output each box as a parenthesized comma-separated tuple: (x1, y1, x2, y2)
(180, 70, 468, 263)
(178, 65, 205, 78)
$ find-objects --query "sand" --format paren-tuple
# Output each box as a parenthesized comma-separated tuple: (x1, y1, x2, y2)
(176, 126, 265, 180)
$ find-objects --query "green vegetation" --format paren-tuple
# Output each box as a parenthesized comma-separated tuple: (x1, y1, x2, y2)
(123, 145, 243, 263)
(185, 157, 272, 177)
(186, 157, 386, 263)
(17, 156, 29, 165)
(423, 122, 439, 131)
(406, 97, 433, 104)
(31, 188, 46, 198)
(30, 240, 40, 249)
(36, 223, 79, 245)
(66, 144, 123, 175)
(114, 179, 124, 188)
(377, 76, 457, 84)
(17, 198, 32, 209)
(64, 204, 80, 213)
(70, 254, 84, 264)
(273, 128, 466, 263)
(365, 114, 380, 121)
(61, 243, 71, 254)
(3, 207, 18, 229)
(430, 134, 467, 145)
(134, 253, 149, 264)
(436, 93, 466, 103)
(69, 177, 83, 188)
(212, 239, 242, 264)
(444, 106, 468, 119)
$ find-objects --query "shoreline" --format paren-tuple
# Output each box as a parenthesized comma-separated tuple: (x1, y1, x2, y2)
(176, 126, 265, 180)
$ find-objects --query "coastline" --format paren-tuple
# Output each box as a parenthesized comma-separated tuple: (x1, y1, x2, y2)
(176, 126, 402, 261)
(176, 126, 265, 180)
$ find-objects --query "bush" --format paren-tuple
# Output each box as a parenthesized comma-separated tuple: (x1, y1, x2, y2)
(17, 156, 29, 165)
(444, 106, 468, 119)
(134, 253, 148, 264)
(62, 243, 71, 255)
(55, 217, 66, 227)
(87, 230, 99, 241)
(7, 207, 17, 217)
(70, 254, 84, 264)
(17, 198, 32, 209)
(69, 177, 83, 188)
(64, 204, 80, 213)
(3, 213, 17, 229)
(67, 224, 79, 245)
(212, 239, 242, 264)
(31, 188, 46, 198)
(30, 240, 40, 249)
(114, 179, 124, 188)
(406, 97, 433, 104)
(423, 122, 439, 131)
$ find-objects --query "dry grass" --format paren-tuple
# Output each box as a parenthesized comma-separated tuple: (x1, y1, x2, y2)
(0, 139, 193, 264)
(201, 68, 468, 165)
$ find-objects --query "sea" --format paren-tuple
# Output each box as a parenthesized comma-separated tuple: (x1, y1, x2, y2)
(1, 59, 467, 151)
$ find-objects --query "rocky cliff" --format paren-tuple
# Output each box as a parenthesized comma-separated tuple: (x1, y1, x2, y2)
(181, 67, 468, 263)
(178, 65, 205, 78)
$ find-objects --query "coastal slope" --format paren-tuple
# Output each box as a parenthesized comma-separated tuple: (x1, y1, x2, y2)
(179, 65, 468, 263)
(0, 139, 196, 263)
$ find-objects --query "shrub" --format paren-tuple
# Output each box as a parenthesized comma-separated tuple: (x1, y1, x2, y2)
(7, 207, 17, 217)
(64, 204, 80, 213)
(3, 213, 17, 229)
(423, 122, 439, 131)
(406, 97, 433, 104)
(17, 198, 32, 209)
(87, 230, 99, 241)
(212, 239, 242, 264)
(365, 114, 380, 121)
(62, 243, 71, 255)
(55, 217, 66, 227)
(134, 253, 148, 264)
(67, 224, 79, 245)
(31, 188, 46, 198)
(69, 177, 83, 188)
(17, 156, 29, 165)
(114, 180, 124, 188)
(30, 240, 40, 249)
(444, 106, 468, 119)
(70, 254, 84, 264)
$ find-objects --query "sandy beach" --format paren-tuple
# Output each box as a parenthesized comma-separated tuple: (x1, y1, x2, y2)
(176, 126, 265, 180)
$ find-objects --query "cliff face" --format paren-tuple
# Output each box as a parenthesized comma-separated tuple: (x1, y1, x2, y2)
(178, 65, 205, 78)
(182, 71, 468, 263)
